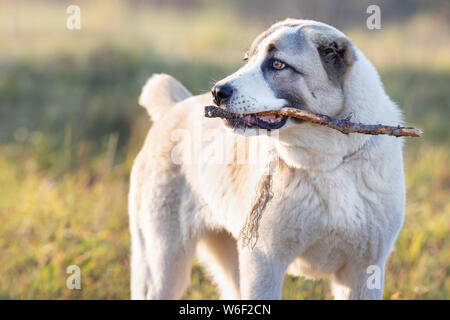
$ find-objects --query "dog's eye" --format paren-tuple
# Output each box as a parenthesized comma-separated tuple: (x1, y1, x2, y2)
(271, 60, 286, 70)
(243, 52, 249, 62)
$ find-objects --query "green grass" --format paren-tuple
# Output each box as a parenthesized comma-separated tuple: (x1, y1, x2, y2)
(0, 1, 448, 299)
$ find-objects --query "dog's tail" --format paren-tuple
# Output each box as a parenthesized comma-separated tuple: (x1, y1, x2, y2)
(138, 74, 192, 122)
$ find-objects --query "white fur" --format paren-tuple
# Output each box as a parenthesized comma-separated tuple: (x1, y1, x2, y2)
(129, 20, 405, 300)
(218, 27, 294, 114)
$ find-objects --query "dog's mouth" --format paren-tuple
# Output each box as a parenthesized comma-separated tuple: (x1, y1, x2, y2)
(225, 112, 288, 130)
(205, 105, 306, 131)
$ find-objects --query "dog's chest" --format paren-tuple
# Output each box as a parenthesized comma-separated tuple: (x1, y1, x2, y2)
(265, 163, 378, 261)
(197, 154, 385, 264)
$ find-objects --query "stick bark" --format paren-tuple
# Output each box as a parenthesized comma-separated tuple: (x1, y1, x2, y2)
(204, 105, 423, 138)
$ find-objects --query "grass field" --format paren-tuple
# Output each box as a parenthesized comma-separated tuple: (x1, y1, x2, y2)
(0, 0, 448, 299)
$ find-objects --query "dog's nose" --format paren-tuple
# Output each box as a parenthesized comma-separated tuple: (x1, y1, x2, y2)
(212, 84, 233, 105)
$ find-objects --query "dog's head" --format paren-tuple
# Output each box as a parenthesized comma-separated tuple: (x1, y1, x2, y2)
(211, 19, 357, 134)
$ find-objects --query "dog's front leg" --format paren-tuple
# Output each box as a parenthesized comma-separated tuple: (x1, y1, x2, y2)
(238, 246, 289, 300)
(331, 260, 386, 300)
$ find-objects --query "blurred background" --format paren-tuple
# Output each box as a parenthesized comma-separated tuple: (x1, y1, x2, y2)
(0, 0, 448, 299)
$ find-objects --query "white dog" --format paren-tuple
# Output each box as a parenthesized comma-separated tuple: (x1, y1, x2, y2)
(128, 19, 405, 300)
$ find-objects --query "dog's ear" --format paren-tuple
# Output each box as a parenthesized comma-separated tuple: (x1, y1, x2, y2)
(315, 36, 356, 86)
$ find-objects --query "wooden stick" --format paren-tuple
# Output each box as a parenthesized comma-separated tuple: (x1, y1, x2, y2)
(204, 105, 423, 138)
